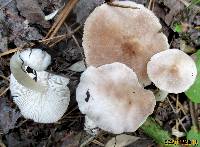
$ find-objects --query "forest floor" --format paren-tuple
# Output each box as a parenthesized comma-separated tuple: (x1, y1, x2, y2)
(0, 0, 200, 146)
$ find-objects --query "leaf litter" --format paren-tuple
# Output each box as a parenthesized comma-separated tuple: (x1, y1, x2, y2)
(0, 0, 199, 146)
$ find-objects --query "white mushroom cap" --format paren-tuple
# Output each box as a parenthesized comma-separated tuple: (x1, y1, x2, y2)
(19, 48, 51, 71)
(10, 72, 70, 123)
(10, 48, 51, 92)
(83, 1, 169, 86)
(76, 62, 156, 134)
(147, 49, 197, 93)
(10, 49, 70, 123)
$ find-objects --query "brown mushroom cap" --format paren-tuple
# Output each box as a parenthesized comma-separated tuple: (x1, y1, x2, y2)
(76, 62, 156, 134)
(147, 49, 197, 93)
(83, 1, 169, 86)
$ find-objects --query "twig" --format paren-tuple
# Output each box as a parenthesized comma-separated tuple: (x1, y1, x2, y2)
(80, 136, 96, 147)
(0, 75, 9, 81)
(178, 0, 190, 7)
(15, 119, 28, 128)
(47, 25, 82, 47)
(40, 34, 68, 43)
(167, 97, 187, 132)
(0, 141, 6, 147)
(107, 2, 139, 10)
(92, 139, 104, 146)
(0, 48, 22, 57)
(64, 23, 87, 68)
(189, 101, 198, 130)
(45, 0, 79, 41)
(0, 0, 13, 10)
(65, 106, 78, 116)
(167, 97, 177, 113)
(170, 96, 187, 115)
(148, 0, 154, 10)
(175, 95, 179, 138)
(0, 87, 9, 97)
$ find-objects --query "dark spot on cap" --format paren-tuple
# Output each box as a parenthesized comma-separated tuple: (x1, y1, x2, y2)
(85, 90, 90, 102)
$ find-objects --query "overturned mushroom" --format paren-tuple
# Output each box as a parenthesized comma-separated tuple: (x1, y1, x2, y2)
(10, 49, 70, 123)
(82, 1, 169, 86)
(147, 49, 197, 94)
(76, 62, 156, 134)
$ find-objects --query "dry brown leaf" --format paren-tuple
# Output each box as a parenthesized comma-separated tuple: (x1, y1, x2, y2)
(16, 0, 50, 28)
(105, 134, 139, 147)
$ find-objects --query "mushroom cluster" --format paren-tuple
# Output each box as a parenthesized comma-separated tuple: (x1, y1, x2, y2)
(8, 0, 197, 137)
(76, 62, 156, 134)
(82, 0, 169, 86)
(75, 0, 197, 134)
(10, 49, 70, 123)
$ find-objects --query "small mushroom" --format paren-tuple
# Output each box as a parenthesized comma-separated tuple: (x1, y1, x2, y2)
(10, 49, 70, 123)
(82, 1, 169, 86)
(147, 49, 197, 94)
(76, 62, 156, 134)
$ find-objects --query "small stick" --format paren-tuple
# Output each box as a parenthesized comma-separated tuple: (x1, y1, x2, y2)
(0, 75, 9, 81)
(48, 25, 82, 47)
(0, 0, 13, 10)
(0, 87, 9, 97)
(0, 48, 22, 57)
(45, 0, 79, 40)
(167, 97, 187, 132)
(64, 23, 87, 68)
(175, 95, 179, 137)
(189, 101, 198, 130)
(170, 96, 187, 115)
(107, 2, 139, 10)
(80, 136, 96, 147)
(91, 139, 104, 147)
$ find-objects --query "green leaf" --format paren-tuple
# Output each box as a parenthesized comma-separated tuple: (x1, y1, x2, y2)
(174, 23, 182, 33)
(187, 126, 200, 146)
(185, 50, 200, 103)
(189, 0, 200, 7)
(141, 117, 179, 147)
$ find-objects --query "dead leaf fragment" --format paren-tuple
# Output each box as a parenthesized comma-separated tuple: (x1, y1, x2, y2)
(68, 60, 86, 72)
(0, 98, 21, 134)
(16, 0, 50, 28)
(105, 134, 139, 147)
(163, 0, 185, 25)
(73, 0, 104, 24)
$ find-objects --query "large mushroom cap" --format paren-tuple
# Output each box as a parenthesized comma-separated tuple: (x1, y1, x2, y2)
(83, 1, 169, 86)
(10, 49, 70, 123)
(10, 72, 70, 123)
(147, 49, 197, 94)
(76, 62, 156, 134)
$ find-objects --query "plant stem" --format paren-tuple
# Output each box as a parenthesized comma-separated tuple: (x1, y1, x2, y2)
(140, 117, 179, 147)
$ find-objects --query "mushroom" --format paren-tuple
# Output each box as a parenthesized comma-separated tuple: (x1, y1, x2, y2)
(147, 49, 197, 94)
(82, 1, 169, 86)
(76, 62, 156, 134)
(10, 48, 70, 123)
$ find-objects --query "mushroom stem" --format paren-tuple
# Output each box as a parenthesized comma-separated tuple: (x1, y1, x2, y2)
(10, 52, 47, 93)
(141, 117, 179, 147)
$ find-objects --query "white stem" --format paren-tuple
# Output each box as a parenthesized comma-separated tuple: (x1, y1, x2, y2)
(154, 89, 168, 101)
(10, 52, 47, 93)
